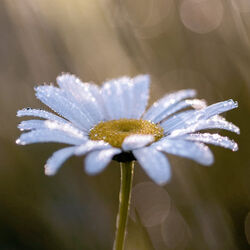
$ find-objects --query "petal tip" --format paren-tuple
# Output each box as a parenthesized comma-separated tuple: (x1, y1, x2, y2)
(232, 143, 239, 152)
(203, 157, 214, 166)
(44, 164, 56, 176)
(16, 138, 25, 145)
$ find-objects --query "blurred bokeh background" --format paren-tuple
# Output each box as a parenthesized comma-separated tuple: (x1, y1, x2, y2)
(0, 0, 249, 249)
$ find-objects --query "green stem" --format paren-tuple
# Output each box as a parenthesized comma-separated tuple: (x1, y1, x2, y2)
(113, 161, 134, 250)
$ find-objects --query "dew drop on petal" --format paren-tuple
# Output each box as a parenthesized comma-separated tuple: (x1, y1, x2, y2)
(130, 182, 171, 227)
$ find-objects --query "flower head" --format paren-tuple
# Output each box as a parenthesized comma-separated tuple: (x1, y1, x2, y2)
(16, 74, 239, 185)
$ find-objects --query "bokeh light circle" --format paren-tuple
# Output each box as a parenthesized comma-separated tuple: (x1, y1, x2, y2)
(180, 0, 224, 34)
(130, 182, 171, 227)
(161, 207, 191, 249)
(232, 0, 250, 13)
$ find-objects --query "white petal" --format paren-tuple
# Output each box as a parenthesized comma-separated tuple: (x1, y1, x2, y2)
(57, 73, 104, 123)
(161, 110, 195, 133)
(75, 140, 111, 156)
(152, 98, 206, 123)
(85, 148, 121, 175)
(16, 129, 86, 145)
(18, 119, 47, 131)
(143, 89, 196, 121)
(133, 147, 171, 185)
(168, 117, 240, 137)
(35, 85, 94, 131)
(122, 134, 154, 151)
(163, 99, 238, 133)
(154, 138, 214, 166)
(101, 75, 150, 119)
(43, 120, 86, 138)
(18, 119, 87, 136)
(45, 146, 77, 176)
(17, 108, 67, 123)
(131, 75, 150, 118)
(199, 99, 238, 119)
(19, 120, 86, 137)
(180, 133, 238, 151)
(101, 77, 130, 120)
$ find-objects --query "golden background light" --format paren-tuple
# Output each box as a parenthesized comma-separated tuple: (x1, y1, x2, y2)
(0, 0, 249, 249)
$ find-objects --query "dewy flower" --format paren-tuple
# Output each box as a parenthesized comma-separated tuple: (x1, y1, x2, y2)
(16, 74, 239, 185)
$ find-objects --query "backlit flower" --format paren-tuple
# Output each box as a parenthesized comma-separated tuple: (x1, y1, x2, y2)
(16, 74, 239, 185)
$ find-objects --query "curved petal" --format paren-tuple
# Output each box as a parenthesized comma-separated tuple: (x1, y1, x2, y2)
(162, 100, 238, 134)
(154, 138, 214, 166)
(131, 75, 150, 118)
(133, 147, 171, 185)
(122, 134, 154, 151)
(35, 85, 95, 131)
(168, 116, 240, 136)
(17, 108, 67, 123)
(143, 89, 196, 122)
(75, 140, 111, 156)
(57, 74, 105, 123)
(45, 146, 77, 176)
(17, 120, 86, 137)
(18, 119, 48, 131)
(179, 133, 238, 151)
(149, 98, 206, 123)
(16, 129, 87, 145)
(101, 75, 150, 120)
(18, 120, 87, 137)
(161, 110, 195, 133)
(84, 148, 121, 175)
(199, 99, 238, 119)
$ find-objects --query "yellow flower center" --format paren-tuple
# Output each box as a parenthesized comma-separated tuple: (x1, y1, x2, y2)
(89, 119, 164, 148)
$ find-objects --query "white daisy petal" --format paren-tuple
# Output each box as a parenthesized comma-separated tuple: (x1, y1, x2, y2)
(17, 108, 67, 123)
(161, 110, 195, 133)
(18, 119, 87, 136)
(131, 75, 150, 119)
(35, 85, 94, 131)
(18, 119, 47, 131)
(75, 140, 111, 156)
(57, 73, 104, 123)
(16, 129, 86, 145)
(101, 75, 150, 120)
(18, 120, 86, 137)
(133, 147, 171, 185)
(199, 99, 238, 119)
(143, 89, 196, 121)
(44, 120, 87, 137)
(152, 98, 206, 123)
(101, 77, 130, 120)
(180, 133, 239, 151)
(85, 148, 121, 175)
(45, 146, 77, 176)
(168, 116, 240, 136)
(122, 134, 154, 151)
(154, 138, 214, 166)
(162, 100, 238, 133)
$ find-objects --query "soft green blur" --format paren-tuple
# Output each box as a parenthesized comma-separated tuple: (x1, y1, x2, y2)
(0, 0, 249, 249)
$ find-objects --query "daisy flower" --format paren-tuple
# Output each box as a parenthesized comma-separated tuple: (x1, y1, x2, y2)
(16, 73, 239, 185)
(17, 73, 239, 250)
